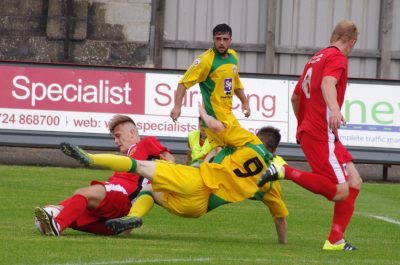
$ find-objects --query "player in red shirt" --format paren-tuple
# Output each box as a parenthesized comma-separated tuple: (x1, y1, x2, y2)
(258, 20, 362, 251)
(34, 114, 174, 236)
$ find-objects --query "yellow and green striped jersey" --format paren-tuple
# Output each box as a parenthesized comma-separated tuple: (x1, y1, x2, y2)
(180, 48, 244, 145)
(198, 121, 273, 210)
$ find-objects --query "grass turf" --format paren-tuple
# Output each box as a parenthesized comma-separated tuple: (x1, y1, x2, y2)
(0, 165, 399, 265)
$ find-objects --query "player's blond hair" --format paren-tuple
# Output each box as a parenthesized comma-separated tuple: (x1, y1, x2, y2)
(330, 20, 359, 43)
(109, 114, 136, 133)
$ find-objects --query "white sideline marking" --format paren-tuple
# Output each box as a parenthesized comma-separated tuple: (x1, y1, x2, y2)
(45, 257, 399, 265)
(368, 214, 400, 225)
(48, 258, 274, 265)
(49, 258, 212, 265)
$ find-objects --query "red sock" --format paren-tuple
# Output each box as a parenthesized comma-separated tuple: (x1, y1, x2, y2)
(284, 165, 337, 200)
(55, 194, 88, 232)
(328, 187, 360, 244)
(70, 221, 115, 236)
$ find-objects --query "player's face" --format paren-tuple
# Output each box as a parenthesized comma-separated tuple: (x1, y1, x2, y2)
(112, 122, 140, 154)
(213, 32, 232, 55)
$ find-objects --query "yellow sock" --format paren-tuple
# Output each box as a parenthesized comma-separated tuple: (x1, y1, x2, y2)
(90, 154, 136, 172)
(128, 192, 154, 217)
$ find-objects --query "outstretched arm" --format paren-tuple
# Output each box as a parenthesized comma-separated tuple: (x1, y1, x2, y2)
(274, 217, 288, 244)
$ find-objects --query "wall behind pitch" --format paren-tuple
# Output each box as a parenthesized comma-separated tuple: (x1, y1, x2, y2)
(162, 0, 400, 79)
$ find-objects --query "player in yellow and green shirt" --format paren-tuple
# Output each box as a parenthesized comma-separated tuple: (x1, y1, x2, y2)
(60, 104, 287, 238)
(170, 23, 250, 147)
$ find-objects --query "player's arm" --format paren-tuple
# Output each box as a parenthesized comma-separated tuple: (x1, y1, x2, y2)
(203, 147, 221, 162)
(291, 84, 300, 119)
(170, 83, 187, 122)
(198, 102, 225, 133)
(291, 93, 299, 119)
(273, 217, 288, 244)
(234, 88, 250, 117)
(260, 198, 288, 244)
(159, 151, 175, 162)
(321, 76, 345, 132)
(186, 143, 192, 165)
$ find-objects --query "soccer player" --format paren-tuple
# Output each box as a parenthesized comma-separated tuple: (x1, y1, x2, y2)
(60, 103, 278, 240)
(258, 20, 362, 251)
(186, 117, 213, 167)
(187, 117, 288, 243)
(34, 115, 174, 236)
(255, 126, 288, 244)
(170, 23, 250, 148)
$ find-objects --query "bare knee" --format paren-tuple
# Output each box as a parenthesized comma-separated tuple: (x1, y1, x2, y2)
(73, 185, 106, 208)
(347, 162, 363, 189)
(332, 183, 349, 201)
(349, 173, 363, 189)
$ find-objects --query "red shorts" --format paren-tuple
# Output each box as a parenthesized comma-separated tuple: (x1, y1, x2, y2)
(60, 181, 132, 234)
(299, 132, 353, 184)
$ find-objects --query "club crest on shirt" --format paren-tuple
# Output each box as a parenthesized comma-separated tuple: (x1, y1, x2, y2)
(232, 65, 237, 74)
(224, 78, 233, 95)
(193, 58, 201, 67)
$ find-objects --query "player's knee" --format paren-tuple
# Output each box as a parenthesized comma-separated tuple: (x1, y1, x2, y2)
(73, 185, 105, 206)
(73, 187, 90, 198)
(333, 184, 349, 201)
(349, 173, 363, 189)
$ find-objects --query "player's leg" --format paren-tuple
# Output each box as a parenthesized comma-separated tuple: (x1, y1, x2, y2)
(282, 165, 339, 200)
(34, 205, 63, 236)
(56, 184, 106, 233)
(73, 182, 133, 235)
(71, 221, 115, 235)
(106, 163, 209, 233)
(60, 142, 156, 180)
(61, 142, 136, 171)
(35, 184, 105, 236)
(257, 155, 287, 186)
(284, 134, 339, 200)
(257, 155, 338, 200)
(317, 141, 361, 250)
(105, 185, 156, 233)
(325, 161, 362, 250)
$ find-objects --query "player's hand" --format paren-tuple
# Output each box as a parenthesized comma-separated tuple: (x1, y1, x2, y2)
(329, 109, 343, 132)
(170, 106, 181, 122)
(242, 104, 251, 118)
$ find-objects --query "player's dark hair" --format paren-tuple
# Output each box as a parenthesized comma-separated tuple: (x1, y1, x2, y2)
(109, 114, 136, 133)
(213, 23, 232, 36)
(256, 126, 281, 154)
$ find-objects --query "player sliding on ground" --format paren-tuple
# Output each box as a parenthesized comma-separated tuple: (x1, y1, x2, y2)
(60, 103, 287, 237)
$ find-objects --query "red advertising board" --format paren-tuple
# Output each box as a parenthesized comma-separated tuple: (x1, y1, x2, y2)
(0, 65, 145, 114)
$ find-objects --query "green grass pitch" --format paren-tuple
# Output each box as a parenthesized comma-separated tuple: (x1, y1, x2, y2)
(0, 165, 399, 265)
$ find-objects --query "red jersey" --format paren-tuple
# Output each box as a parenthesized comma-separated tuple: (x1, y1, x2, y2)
(294, 46, 348, 141)
(107, 136, 169, 198)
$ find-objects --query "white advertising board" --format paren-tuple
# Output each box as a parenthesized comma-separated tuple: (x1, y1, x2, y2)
(1, 64, 399, 148)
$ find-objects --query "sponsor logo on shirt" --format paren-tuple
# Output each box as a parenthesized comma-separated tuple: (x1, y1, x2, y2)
(224, 78, 233, 95)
